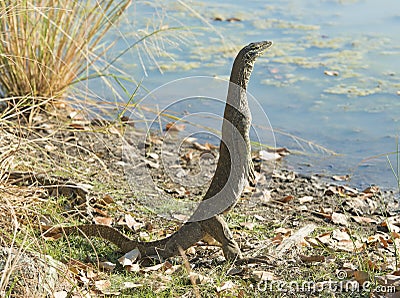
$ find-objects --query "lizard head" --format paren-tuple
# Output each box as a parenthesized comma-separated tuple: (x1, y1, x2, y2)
(242, 40, 273, 65)
(230, 40, 273, 88)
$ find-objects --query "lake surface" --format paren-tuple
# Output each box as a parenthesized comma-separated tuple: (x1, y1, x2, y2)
(89, 0, 400, 190)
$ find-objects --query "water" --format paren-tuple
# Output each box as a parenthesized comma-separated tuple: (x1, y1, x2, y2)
(86, 0, 400, 190)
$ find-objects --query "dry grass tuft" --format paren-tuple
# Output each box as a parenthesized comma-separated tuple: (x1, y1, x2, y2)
(0, 0, 130, 101)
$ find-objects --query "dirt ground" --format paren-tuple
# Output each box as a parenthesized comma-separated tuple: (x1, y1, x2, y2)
(1, 111, 400, 297)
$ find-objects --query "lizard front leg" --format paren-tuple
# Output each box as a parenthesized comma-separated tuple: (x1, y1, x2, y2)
(200, 215, 242, 261)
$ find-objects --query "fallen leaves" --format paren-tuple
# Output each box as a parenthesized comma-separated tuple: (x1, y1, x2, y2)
(250, 271, 276, 282)
(122, 214, 145, 231)
(165, 122, 185, 132)
(299, 254, 325, 263)
(212, 16, 242, 22)
(331, 212, 349, 226)
(118, 249, 141, 268)
(240, 222, 256, 230)
(324, 70, 340, 77)
(259, 150, 281, 161)
(332, 174, 350, 181)
(216, 280, 236, 293)
(258, 148, 290, 161)
(93, 216, 113, 226)
(297, 196, 314, 205)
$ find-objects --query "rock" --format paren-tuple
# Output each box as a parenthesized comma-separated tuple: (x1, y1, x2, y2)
(0, 246, 67, 297)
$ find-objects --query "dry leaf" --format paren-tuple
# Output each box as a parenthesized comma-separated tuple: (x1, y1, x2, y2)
(42, 226, 63, 240)
(204, 142, 218, 150)
(379, 219, 400, 233)
(216, 280, 236, 293)
(240, 222, 255, 230)
(93, 216, 113, 226)
(304, 237, 320, 247)
(172, 213, 189, 222)
(276, 224, 316, 256)
(189, 272, 213, 284)
(95, 280, 111, 292)
(259, 150, 281, 161)
(165, 122, 185, 131)
(69, 123, 86, 130)
(354, 270, 369, 285)
(367, 260, 379, 271)
(331, 212, 349, 226)
(273, 147, 291, 156)
(336, 239, 364, 252)
(321, 207, 333, 214)
(126, 263, 140, 273)
(343, 262, 357, 270)
(147, 152, 159, 160)
(183, 137, 197, 144)
(278, 195, 294, 203)
(118, 248, 140, 267)
(100, 194, 114, 205)
(185, 246, 196, 255)
(144, 159, 159, 169)
(275, 227, 292, 235)
(182, 151, 194, 162)
(324, 186, 339, 196)
(98, 261, 116, 271)
(298, 196, 314, 204)
(341, 185, 359, 196)
(54, 291, 68, 298)
(254, 214, 266, 221)
(271, 233, 284, 245)
(148, 136, 163, 145)
(142, 263, 164, 272)
(392, 232, 400, 239)
(122, 282, 143, 289)
(93, 207, 108, 217)
(393, 270, 400, 276)
(332, 174, 349, 181)
(165, 265, 182, 275)
(316, 232, 332, 245)
(324, 70, 339, 76)
(299, 255, 325, 263)
(379, 236, 389, 248)
(352, 216, 377, 225)
(226, 17, 241, 22)
(67, 259, 94, 272)
(44, 144, 57, 152)
(362, 186, 380, 194)
(258, 189, 272, 204)
(227, 267, 243, 276)
(332, 229, 350, 241)
(251, 270, 275, 282)
(86, 270, 97, 279)
(192, 142, 209, 151)
(124, 214, 144, 231)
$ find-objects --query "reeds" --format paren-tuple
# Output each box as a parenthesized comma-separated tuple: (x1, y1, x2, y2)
(0, 0, 131, 101)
